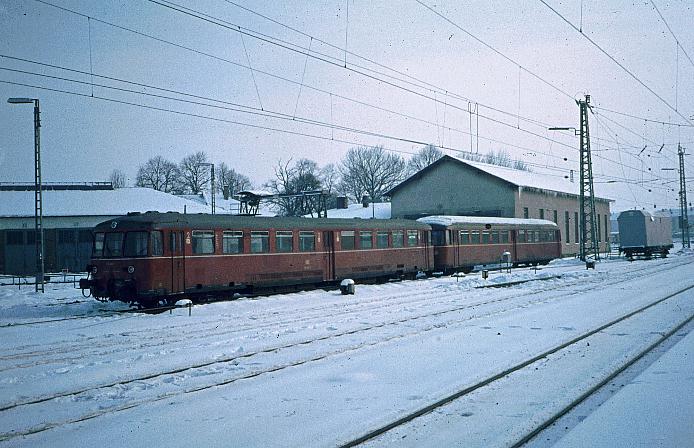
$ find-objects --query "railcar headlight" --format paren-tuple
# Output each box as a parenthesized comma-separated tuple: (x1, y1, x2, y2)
(127, 265, 135, 274)
(92, 266, 98, 274)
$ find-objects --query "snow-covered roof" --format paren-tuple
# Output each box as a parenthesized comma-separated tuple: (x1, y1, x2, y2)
(389, 155, 611, 201)
(321, 202, 391, 219)
(417, 215, 558, 228)
(0, 187, 211, 218)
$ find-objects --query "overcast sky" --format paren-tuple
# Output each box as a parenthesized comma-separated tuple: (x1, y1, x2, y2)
(1, 0, 693, 212)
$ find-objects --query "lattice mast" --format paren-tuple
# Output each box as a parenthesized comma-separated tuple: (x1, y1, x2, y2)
(678, 144, 690, 248)
(578, 95, 600, 262)
(33, 100, 45, 293)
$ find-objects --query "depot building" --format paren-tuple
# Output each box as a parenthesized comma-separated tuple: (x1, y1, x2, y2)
(387, 155, 612, 256)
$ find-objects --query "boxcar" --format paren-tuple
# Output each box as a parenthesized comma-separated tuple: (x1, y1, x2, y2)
(617, 210, 673, 258)
(417, 216, 562, 273)
(81, 212, 432, 305)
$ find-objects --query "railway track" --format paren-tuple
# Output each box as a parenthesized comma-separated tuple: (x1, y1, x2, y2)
(0, 257, 680, 379)
(337, 284, 694, 447)
(1, 257, 683, 371)
(0, 261, 691, 442)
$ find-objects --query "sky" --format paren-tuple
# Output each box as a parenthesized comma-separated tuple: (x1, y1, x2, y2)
(1, 0, 694, 212)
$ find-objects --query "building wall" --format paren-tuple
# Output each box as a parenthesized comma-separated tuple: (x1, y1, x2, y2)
(0, 215, 117, 275)
(390, 159, 517, 219)
(516, 188, 611, 256)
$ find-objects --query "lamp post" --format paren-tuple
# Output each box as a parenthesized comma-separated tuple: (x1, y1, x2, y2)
(197, 163, 215, 214)
(8, 97, 44, 292)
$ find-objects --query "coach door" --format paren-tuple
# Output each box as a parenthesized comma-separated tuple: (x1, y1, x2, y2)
(169, 231, 185, 294)
(323, 231, 336, 281)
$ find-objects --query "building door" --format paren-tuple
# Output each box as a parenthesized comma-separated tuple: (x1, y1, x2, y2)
(323, 231, 336, 281)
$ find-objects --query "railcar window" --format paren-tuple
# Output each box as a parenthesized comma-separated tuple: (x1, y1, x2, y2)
(103, 233, 124, 257)
(518, 230, 526, 243)
(500, 231, 509, 244)
(359, 231, 373, 249)
(299, 231, 315, 252)
(192, 230, 215, 254)
(481, 231, 490, 244)
(341, 231, 355, 250)
(392, 230, 404, 248)
(93, 232, 105, 257)
(276, 231, 294, 253)
(124, 232, 149, 257)
(459, 230, 469, 245)
(470, 231, 480, 244)
(151, 231, 163, 256)
(223, 231, 244, 254)
(491, 231, 500, 244)
(251, 231, 269, 253)
(376, 231, 389, 249)
(535, 231, 541, 243)
(407, 230, 418, 247)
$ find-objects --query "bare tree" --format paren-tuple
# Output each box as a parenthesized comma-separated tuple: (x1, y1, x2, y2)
(407, 144, 443, 176)
(217, 162, 253, 197)
(265, 158, 323, 216)
(339, 145, 406, 202)
(135, 156, 181, 193)
(108, 169, 127, 188)
(179, 151, 211, 194)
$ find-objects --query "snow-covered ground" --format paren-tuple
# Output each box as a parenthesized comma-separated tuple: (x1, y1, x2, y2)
(0, 251, 692, 447)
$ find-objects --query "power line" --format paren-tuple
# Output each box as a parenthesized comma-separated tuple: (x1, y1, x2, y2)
(593, 105, 694, 128)
(538, 0, 694, 127)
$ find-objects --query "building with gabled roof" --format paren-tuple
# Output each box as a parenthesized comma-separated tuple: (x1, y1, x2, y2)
(386, 155, 612, 256)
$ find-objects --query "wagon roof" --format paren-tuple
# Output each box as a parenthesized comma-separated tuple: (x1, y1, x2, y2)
(93, 212, 431, 231)
(417, 215, 559, 229)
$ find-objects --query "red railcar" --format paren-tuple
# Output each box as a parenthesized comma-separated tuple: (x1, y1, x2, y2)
(81, 212, 433, 306)
(418, 216, 562, 273)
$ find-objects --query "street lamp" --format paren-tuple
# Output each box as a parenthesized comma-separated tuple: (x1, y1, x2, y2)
(197, 162, 215, 214)
(8, 97, 44, 292)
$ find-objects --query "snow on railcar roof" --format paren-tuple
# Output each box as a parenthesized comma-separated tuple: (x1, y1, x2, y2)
(417, 215, 559, 227)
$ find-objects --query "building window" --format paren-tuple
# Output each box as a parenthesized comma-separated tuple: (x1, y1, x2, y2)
(341, 231, 355, 250)
(407, 230, 418, 246)
(223, 231, 243, 254)
(6, 230, 24, 245)
(58, 230, 74, 244)
(359, 231, 373, 249)
(250, 231, 269, 253)
(597, 214, 602, 242)
(523, 207, 529, 219)
(275, 231, 294, 253)
(539, 209, 545, 220)
(299, 231, 315, 252)
(553, 210, 558, 223)
(605, 215, 609, 243)
(574, 212, 579, 243)
(564, 211, 570, 243)
(376, 231, 389, 248)
(151, 231, 163, 256)
(192, 230, 215, 255)
(392, 230, 404, 248)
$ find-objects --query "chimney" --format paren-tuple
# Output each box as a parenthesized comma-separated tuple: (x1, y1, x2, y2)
(336, 196, 349, 209)
(362, 195, 370, 208)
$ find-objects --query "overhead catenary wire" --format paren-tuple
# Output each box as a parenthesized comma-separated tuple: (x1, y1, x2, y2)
(538, 0, 694, 127)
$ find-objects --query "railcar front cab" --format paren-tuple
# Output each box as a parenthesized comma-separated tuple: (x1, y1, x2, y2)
(81, 221, 165, 304)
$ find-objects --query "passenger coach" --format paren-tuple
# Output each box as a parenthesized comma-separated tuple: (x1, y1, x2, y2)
(81, 212, 432, 306)
(418, 216, 562, 273)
